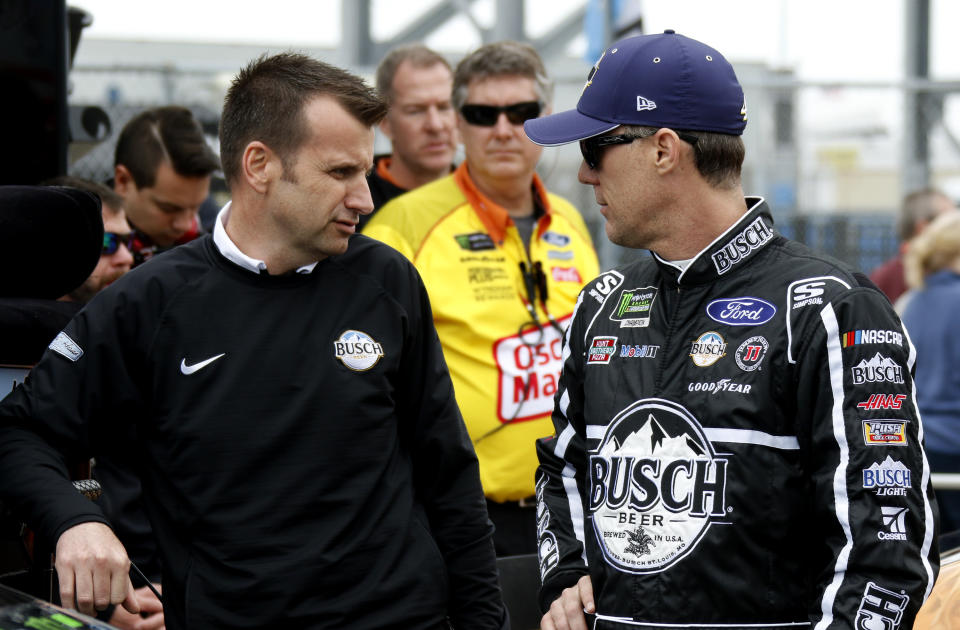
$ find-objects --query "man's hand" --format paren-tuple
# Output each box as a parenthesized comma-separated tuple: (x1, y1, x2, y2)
(541, 575, 595, 630)
(54, 522, 140, 617)
(109, 584, 164, 630)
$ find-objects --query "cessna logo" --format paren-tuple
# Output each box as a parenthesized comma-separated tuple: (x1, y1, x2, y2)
(879, 506, 908, 542)
(856, 582, 909, 629)
(589, 399, 728, 574)
(711, 217, 773, 275)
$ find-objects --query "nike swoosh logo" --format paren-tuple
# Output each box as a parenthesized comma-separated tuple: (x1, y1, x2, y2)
(180, 353, 226, 375)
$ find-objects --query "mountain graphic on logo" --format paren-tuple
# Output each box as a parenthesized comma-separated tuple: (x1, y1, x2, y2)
(866, 455, 909, 475)
(602, 414, 704, 459)
(855, 353, 898, 370)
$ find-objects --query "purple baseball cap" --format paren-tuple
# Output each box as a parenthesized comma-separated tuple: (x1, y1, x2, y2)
(524, 30, 747, 146)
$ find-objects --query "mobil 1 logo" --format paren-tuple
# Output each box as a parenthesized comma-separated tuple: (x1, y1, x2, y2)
(589, 398, 728, 574)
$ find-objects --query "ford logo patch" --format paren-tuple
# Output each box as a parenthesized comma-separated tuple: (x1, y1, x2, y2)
(706, 297, 777, 326)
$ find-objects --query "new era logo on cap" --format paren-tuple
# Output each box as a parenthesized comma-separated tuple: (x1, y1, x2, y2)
(525, 30, 747, 146)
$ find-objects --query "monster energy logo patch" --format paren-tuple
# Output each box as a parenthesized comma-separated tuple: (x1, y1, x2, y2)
(454, 232, 496, 251)
(609, 287, 658, 328)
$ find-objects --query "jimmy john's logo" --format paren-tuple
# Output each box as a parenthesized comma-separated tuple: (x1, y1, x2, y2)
(610, 287, 658, 328)
(856, 582, 909, 629)
(852, 354, 903, 384)
(589, 398, 728, 574)
(690, 331, 726, 367)
(735, 335, 768, 371)
(711, 217, 773, 275)
(333, 330, 385, 371)
(863, 420, 908, 446)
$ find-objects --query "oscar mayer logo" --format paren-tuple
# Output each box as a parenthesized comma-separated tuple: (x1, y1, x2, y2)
(493, 315, 571, 422)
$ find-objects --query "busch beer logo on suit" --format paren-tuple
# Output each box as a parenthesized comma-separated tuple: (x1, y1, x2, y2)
(711, 217, 773, 275)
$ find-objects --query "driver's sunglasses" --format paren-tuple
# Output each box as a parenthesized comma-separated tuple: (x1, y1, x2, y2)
(580, 129, 699, 170)
(102, 231, 135, 255)
(459, 101, 542, 127)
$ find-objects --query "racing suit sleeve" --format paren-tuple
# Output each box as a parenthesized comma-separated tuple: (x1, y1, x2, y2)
(394, 265, 507, 629)
(793, 285, 939, 628)
(535, 292, 590, 613)
(0, 289, 147, 546)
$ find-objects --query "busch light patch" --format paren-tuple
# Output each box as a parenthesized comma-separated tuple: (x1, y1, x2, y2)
(454, 232, 496, 251)
(852, 354, 904, 385)
(541, 231, 570, 247)
(690, 331, 727, 367)
(863, 420, 908, 446)
(589, 398, 728, 574)
(706, 297, 776, 326)
(711, 216, 773, 275)
(334, 330, 385, 371)
(610, 287, 658, 328)
(588, 336, 618, 365)
(856, 582, 909, 629)
(734, 336, 768, 371)
(863, 456, 912, 497)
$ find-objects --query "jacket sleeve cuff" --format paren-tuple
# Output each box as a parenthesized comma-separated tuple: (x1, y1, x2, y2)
(539, 569, 589, 614)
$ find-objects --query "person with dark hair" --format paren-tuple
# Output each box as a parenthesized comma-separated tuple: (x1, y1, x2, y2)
(359, 44, 458, 225)
(869, 188, 957, 303)
(43, 177, 134, 304)
(365, 41, 600, 556)
(524, 31, 939, 629)
(0, 52, 506, 629)
(113, 105, 220, 265)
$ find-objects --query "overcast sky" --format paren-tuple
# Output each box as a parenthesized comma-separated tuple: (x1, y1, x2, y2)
(68, 0, 960, 82)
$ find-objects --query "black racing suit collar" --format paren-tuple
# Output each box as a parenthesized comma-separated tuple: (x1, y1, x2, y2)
(652, 196, 775, 287)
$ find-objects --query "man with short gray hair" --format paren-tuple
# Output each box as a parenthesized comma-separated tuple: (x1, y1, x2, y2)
(366, 41, 600, 556)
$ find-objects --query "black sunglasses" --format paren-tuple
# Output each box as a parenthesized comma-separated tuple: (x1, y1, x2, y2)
(460, 101, 542, 127)
(102, 231, 135, 255)
(580, 129, 699, 170)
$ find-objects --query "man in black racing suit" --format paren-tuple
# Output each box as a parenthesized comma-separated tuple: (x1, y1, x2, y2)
(523, 31, 939, 630)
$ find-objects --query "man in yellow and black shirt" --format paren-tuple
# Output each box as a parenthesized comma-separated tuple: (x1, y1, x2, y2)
(365, 41, 599, 555)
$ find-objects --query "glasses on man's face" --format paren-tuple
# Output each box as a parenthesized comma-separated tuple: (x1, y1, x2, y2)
(579, 129, 699, 170)
(102, 231, 135, 255)
(459, 101, 542, 127)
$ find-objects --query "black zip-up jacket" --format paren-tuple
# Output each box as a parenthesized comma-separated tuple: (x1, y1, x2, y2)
(0, 234, 506, 629)
(536, 198, 939, 629)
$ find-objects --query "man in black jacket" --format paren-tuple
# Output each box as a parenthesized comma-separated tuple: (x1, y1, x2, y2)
(0, 53, 506, 629)
(523, 31, 939, 630)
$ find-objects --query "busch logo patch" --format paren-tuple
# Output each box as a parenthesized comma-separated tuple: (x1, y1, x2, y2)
(588, 336, 618, 365)
(493, 315, 571, 422)
(856, 581, 909, 629)
(735, 336, 768, 371)
(589, 399, 728, 574)
(842, 329, 903, 348)
(610, 287, 658, 327)
(334, 330, 385, 371)
(706, 297, 777, 326)
(863, 420, 908, 446)
(863, 456, 912, 497)
(858, 394, 907, 411)
(689, 331, 727, 367)
(852, 354, 904, 385)
(535, 474, 559, 579)
(711, 216, 773, 275)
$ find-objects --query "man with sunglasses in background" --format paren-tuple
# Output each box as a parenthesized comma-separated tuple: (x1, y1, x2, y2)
(360, 44, 458, 229)
(46, 177, 134, 304)
(113, 106, 220, 267)
(524, 31, 939, 630)
(365, 41, 599, 556)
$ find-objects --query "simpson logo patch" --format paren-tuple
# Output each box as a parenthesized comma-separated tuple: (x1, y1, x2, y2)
(454, 232, 496, 251)
(856, 582, 909, 629)
(333, 330, 385, 371)
(842, 329, 903, 348)
(589, 398, 728, 574)
(610, 287, 658, 328)
(863, 420, 908, 446)
(588, 336, 618, 365)
(711, 216, 773, 275)
(690, 331, 727, 367)
(493, 315, 571, 422)
(588, 270, 625, 305)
